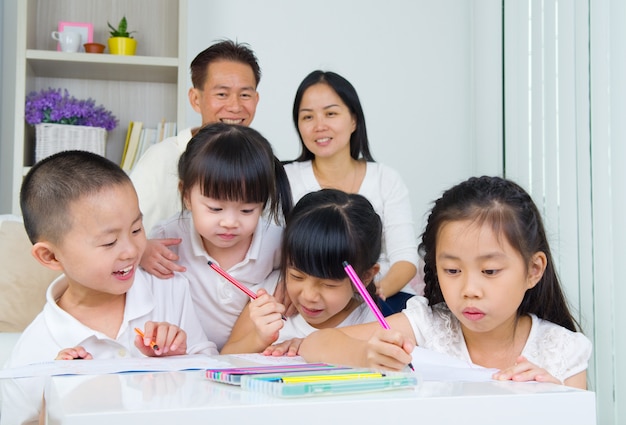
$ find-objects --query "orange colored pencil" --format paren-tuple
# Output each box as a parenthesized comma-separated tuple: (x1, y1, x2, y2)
(134, 327, 159, 351)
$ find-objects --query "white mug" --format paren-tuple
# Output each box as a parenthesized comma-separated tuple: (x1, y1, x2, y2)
(51, 31, 81, 53)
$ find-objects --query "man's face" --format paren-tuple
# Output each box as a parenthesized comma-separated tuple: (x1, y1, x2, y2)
(188, 60, 259, 126)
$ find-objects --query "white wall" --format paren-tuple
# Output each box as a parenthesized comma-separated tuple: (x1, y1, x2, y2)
(185, 0, 502, 234)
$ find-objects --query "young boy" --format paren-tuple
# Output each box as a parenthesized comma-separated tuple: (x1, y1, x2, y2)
(2, 150, 217, 424)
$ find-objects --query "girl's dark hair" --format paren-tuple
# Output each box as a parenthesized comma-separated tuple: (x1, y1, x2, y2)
(292, 70, 375, 162)
(178, 123, 292, 222)
(419, 175, 580, 332)
(280, 189, 382, 299)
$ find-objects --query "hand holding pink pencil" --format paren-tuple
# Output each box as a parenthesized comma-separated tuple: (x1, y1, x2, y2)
(208, 261, 286, 320)
(343, 261, 414, 371)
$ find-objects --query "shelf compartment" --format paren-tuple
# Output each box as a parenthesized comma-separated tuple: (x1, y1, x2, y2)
(26, 50, 179, 83)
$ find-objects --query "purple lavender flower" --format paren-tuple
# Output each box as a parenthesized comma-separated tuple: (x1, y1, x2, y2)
(24, 88, 118, 131)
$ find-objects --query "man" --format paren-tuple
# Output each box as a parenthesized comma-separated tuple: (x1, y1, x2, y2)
(130, 40, 261, 277)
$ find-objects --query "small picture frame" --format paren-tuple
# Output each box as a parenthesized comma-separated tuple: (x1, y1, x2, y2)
(57, 22, 93, 52)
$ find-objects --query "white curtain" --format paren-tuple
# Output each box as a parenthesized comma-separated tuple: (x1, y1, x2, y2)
(504, 0, 626, 423)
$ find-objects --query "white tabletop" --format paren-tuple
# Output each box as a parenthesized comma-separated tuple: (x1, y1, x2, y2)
(44, 369, 596, 425)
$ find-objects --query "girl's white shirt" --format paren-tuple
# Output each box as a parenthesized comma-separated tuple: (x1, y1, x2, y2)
(150, 210, 283, 350)
(403, 296, 592, 382)
(276, 301, 377, 343)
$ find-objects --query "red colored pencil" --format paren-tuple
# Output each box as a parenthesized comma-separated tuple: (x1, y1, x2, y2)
(208, 261, 257, 299)
(208, 261, 286, 320)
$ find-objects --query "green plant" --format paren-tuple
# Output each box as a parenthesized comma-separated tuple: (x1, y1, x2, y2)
(107, 16, 136, 38)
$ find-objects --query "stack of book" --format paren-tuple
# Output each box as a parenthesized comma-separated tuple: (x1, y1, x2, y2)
(120, 120, 177, 172)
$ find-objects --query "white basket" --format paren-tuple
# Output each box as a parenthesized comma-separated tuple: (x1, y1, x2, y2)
(35, 123, 107, 162)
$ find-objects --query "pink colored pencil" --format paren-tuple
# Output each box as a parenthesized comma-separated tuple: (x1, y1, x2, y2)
(208, 261, 257, 298)
(208, 261, 287, 321)
(343, 261, 414, 371)
(342, 261, 389, 329)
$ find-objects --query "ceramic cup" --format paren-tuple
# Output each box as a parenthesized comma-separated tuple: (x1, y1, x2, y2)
(51, 31, 81, 53)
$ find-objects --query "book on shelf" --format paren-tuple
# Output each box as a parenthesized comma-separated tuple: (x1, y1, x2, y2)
(120, 121, 177, 172)
(137, 128, 158, 160)
(120, 121, 143, 172)
(119, 122, 134, 167)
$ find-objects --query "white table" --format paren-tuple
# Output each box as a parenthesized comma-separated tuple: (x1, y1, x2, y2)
(44, 370, 596, 425)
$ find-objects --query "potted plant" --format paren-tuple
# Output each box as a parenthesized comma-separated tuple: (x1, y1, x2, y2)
(107, 16, 137, 55)
(25, 88, 118, 161)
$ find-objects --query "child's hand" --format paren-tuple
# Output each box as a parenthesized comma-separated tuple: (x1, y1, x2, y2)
(262, 338, 303, 357)
(140, 238, 186, 279)
(134, 321, 187, 357)
(56, 346, 93, 360)
(363, 329, 414, 371)
(492, 355, 562, 385)
(249, 289, 286, 346)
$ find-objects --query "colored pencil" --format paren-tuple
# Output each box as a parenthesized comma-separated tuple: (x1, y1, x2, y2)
(208, 260, 257, 298)
(279, 372, 385, 384)
(342, 261, 414, 371)
(134, 327, 159, 351)
(208, 260, 286, 320)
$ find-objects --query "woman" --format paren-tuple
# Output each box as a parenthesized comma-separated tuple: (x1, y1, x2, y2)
(283, 70, 420, 314)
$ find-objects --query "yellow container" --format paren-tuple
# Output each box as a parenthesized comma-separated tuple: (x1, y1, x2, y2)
(108, 37, 137, 55)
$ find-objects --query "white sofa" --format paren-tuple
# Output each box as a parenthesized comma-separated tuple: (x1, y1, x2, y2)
(0, 215, 61, 363)
(0, 215, 61, 415)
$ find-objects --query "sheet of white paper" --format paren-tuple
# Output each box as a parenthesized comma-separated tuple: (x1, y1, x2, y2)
(227, 353, 308, 365)
(0, 354, 231, 379)
(411, 347, 497, 382)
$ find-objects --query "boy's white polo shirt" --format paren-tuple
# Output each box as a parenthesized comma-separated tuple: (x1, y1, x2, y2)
(7, 270, 216, 368)
(2, 269, 216, 425)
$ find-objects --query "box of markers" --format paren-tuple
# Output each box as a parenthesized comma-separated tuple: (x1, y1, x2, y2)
(205, 363, 350, 386)
(239, 369, 419, 397)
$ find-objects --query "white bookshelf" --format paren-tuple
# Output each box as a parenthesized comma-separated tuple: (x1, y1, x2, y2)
(0, 0, 188, 215)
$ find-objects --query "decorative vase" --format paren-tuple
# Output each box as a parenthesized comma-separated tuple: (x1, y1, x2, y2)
(108, 37, 137, 55)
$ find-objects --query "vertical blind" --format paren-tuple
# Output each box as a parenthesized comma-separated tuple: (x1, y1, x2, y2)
(504, 0, 626, 423)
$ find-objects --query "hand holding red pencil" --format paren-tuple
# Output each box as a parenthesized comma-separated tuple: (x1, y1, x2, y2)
(248, 288, 287, 347)
(208, 261, 286, 320)
(133, 321, 188, 356)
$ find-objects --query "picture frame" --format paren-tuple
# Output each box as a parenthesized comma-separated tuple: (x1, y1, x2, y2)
(57, 22, 93, 52)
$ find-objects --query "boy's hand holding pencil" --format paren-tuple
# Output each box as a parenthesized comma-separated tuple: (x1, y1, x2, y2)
(134, 321, 188, 357)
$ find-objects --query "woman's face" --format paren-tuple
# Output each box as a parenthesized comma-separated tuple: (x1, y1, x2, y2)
(296, 83, 356, 159)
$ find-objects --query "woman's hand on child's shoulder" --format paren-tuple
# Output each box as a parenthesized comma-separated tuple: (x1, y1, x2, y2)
(56, 346, 93, 360)
(492, 355, 562, 385)
(134, 321, 188, 357)
(140, 238, 186, 279)
(263, 338, 303, 357)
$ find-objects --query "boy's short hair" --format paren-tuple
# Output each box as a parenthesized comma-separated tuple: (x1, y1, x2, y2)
(20, 150, 132, 245)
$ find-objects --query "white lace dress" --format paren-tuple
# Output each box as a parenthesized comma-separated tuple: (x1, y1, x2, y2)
(403, 296, 592, 382)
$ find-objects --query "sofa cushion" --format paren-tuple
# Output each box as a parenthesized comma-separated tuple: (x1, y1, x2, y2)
(0, 216, 61, 332)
